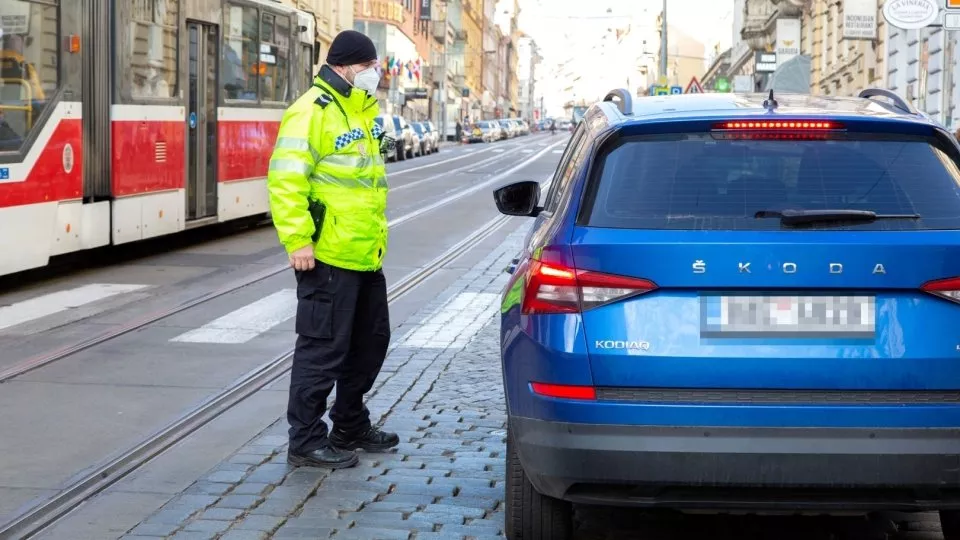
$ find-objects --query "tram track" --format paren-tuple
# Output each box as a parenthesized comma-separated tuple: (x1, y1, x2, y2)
(0, 211, 515, 540)
(0, 137, 563, 384)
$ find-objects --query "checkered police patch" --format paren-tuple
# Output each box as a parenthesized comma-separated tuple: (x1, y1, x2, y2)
(371, 122, 383, 140)
(334, 128, 366, 151)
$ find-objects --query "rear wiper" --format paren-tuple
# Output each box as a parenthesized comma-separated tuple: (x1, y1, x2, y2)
(754, 209, 921, 226)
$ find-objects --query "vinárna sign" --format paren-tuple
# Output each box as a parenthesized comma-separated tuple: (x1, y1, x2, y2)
(882, 0, 940, 30)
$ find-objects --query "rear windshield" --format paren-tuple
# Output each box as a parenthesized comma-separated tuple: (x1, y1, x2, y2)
(585, 134, 960, 231)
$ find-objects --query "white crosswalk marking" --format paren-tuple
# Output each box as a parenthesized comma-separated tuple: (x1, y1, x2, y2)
(170, 289, 296, 344)
(0, 284, 149, 331)
(521, 149, 534, 153)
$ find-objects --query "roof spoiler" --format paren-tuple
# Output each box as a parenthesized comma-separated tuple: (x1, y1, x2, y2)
(858, 88, 920, 116)
(603, 88, 633, 116)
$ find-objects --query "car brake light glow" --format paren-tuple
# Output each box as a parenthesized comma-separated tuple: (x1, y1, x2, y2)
(530, 382, 596, 400)
(921, 277, 960, 303)
(712, 120, 844, 140)
(715, 121, 841, 130)
(521, 260, 657, 314)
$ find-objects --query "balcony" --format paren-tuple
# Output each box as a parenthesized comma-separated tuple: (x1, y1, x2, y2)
(454, 29, 468, 42)
(432, 21, 447, 42)
(741, 0, 805, 50)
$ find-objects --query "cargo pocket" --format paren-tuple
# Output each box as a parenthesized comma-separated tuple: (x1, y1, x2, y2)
(295, 293, 333, 340)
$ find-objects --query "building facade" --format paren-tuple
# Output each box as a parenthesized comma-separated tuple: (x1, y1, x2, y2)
(886, 14, 960, 129)
(802, 0, 885, 97)
(353, 0, 433, 119)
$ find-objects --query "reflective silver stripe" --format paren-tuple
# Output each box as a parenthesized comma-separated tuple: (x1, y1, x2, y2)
(310, 172, 388, 189)
(324, 153, 387, 169)
(269, 158, 313, 176)
(275, 137, 321, 162)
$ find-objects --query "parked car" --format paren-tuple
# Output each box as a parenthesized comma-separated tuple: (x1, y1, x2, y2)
(412, 121, 438, 154)
(423, 120, 441, 152)
(376, 114, 418, 160)
(497, 119, 513, 139)
(494, 88, 960, 539)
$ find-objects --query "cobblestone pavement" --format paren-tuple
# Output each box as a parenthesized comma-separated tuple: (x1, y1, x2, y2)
(121, 227, 948, 540)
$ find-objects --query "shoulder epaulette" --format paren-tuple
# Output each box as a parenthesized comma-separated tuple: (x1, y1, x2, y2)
(314, 93, 333, 108)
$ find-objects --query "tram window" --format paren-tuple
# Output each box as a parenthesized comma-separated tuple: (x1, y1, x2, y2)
(126, 0, 179, 100)
(0, 0, 59, 152)
(222, 4, 260, 101)
(265, 14, 290, 102)
(301, 44, 314, 93)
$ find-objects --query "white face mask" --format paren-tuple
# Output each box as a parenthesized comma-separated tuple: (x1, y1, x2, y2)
(350, 66, 380, 94)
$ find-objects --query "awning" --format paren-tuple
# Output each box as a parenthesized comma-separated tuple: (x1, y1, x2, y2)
(764, 55, 811, 94)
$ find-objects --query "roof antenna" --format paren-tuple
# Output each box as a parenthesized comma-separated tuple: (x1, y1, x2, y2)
(763, 89, 779, 111)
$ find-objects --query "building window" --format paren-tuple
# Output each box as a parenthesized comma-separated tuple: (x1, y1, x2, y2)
(125, 0, 179, 100)
(0, 0, 60, 152)
(222, 3, 291, 103)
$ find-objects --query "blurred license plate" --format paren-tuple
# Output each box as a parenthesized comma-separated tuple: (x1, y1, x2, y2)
(700, 295, 875, 338)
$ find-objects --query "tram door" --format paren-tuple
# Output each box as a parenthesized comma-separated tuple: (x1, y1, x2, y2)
(186, 22, 219, 221)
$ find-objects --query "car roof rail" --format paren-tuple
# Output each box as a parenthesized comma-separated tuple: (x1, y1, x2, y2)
(858, 88, 920, 116)
(603, 88, 633, 116)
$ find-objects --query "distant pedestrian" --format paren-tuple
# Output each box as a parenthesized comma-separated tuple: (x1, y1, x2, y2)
(267, 29, 399, 470)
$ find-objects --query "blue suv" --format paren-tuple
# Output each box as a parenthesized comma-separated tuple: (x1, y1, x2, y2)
(494, 88, 960, 539)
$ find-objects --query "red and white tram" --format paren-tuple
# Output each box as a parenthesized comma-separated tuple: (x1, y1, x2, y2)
(0, 0, 318, 277)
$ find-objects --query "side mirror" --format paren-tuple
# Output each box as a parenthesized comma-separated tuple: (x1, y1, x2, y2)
(494, 181, 542, 217)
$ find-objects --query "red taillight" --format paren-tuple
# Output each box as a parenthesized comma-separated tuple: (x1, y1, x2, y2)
(921, 276, 960, 303)
(531, 382, 596, 400)
(521, 260, 657, 314)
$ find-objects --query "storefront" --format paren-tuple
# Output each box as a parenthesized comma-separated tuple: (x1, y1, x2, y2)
(353, 0, 432, 120)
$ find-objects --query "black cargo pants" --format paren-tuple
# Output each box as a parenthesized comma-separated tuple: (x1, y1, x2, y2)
(288, 260, 390, 454)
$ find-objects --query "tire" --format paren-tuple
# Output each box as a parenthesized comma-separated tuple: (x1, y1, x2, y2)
(505, 427, 573, 540)
(941, 510, 960, 539)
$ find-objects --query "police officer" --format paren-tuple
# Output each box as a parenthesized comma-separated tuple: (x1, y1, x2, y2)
(267, 30, 399, 469)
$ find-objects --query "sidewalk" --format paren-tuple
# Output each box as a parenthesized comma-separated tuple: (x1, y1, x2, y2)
(120, 226, 527, 540)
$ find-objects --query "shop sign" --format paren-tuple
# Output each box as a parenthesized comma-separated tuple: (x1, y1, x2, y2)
(775, 18, 801, 67)
(355, 0, 405, 26)
(882, 0, 939, 30)
(754, 52, 777, 73)
(842, 0, 879, 40)
(419, 0, 432, 21)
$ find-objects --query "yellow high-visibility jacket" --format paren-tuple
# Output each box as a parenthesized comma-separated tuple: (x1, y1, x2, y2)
(267, 65, 387, 272)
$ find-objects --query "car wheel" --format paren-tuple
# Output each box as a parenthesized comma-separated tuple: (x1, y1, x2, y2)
(941, 511, 960, 539)
(505, 427, 573, 540)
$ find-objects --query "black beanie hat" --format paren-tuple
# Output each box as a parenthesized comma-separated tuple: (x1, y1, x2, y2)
(326, 30, 378, 66)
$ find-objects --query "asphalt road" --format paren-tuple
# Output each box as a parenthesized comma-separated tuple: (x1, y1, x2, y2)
(0, 131, 947, 540)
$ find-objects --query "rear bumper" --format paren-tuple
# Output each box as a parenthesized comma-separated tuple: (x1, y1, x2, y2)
(512, 417, 960, 511)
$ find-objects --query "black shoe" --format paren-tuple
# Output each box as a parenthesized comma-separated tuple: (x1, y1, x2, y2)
(287, 445, 359, 469)
(329, 426, 400, 452)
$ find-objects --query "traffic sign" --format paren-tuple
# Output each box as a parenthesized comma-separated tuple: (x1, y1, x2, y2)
(715, 77, 730, 92)
(654, 86, 670, 96)
(946, 12, 960, 29)
(670, 86, 682, 95)
(685, 76, 704, 94)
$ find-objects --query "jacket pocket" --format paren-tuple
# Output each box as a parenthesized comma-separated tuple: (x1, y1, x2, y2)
(295, 293, 333, 339)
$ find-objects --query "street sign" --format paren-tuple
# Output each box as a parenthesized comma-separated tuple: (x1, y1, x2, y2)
(670, 86, 682, 95)
(946, 12, 960, 28)
(685, 76, 704, 94)
(654, 86, 670, 96)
